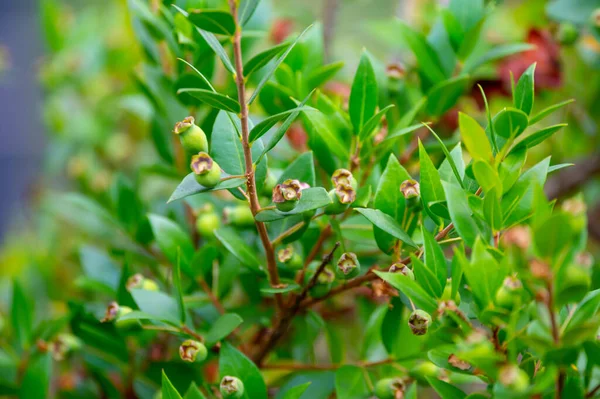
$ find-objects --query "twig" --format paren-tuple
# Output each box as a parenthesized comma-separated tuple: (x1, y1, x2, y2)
(197, 278, 225, 314)
(228, 0, 283, 311)
(294, 225, 332, 285)
(181, 325, 204, 342)
(586, 383, 600, 398)
(252, 242, 340, 365)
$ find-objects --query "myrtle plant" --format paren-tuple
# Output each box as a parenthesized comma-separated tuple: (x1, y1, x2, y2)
(4, 0, 600, 399)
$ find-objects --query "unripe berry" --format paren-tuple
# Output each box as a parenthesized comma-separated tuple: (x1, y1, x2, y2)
(223, 205, 254, 227)
(220, 376, 244, 399)
(499, 364, 529, 393)
(336, 252, 360, 279)
(277, 246, 303, 270)
(374, 377, 405, 399)
(102, 302, 137, 329)
(191, 152, 221, 188)
(441, 279, 461, 305)
(173, 116, 208, 154)
(495, 276, 523, 309)
(325, 184, 356, 215)
(126, 273, 159, 291)
(408, 309, 432, 336)
(305, 263, 335, 298)
(331, 168, 357, 190)
(196, 212, 220, 238)
(556, 23, 579, 45)
(400, 179, 420, 208)
(389, 263, 414, 280)
(273, 179, 303, 212)
(179, 339, 208, 363)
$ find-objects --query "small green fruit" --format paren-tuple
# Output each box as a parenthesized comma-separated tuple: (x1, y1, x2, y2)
(179, 339, 208, 363)
(556, 23, 579, 45)
(331, 168, 357, 190)
(173, 116, 208, 154)
(336, 252, 360, 279)
(495, 276, 523, 309)
(325, 184, 355, 215)
(101, 303, 138, 329)
(223, 205, 255, 227)
(408, 309, 432, 336)
(389, 263, 414, 280)
(400, 179, 420, 208)
(196, 212, 220, 237)
(441, 279, 461, 305)
(499, 364, 529, 393)
(277, 246, 303, 270)
(191, 152, 221, 188)
(374, 377, 405, 399)
(126, 273, 159, 291)
(273, 179, 303, 212)
(220, 376, 244, 399)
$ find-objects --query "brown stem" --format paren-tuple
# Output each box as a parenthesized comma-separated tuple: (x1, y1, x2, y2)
(197, 277, 225, 315)
(252, 242, 340, 365)
(228, 0, 283, 311)
(294, 225, 332, 285)
(181, 325, 204, 342)
(586, 383, 600, 398)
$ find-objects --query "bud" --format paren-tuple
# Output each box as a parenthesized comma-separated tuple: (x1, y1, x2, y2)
(173, 116, 208, 154)
(562, 197, 587, 232)
(408, 309, 432, 336)
(336, 252, 360, 279)
(556, 23, 579, 45)
(576, 252, 594, 268)
(126, 273, 159, 291)
(179, 339, 208, 363)
(448, 354, 471, 370)
(272, 179, 303, 212)
(498, 364, 529, 393)
(196, 211, 220, 238)
(277, 246, 303, 270)
(530, 259, 552, 281)
(386, 62, 405, 80)
(389, 263, 414, 280)
(502, 226, 531, 250)
(325, 184, 356, 215)
(307, 266, 335, 298)
(50, 334, 81, 361)
(331, 168, 357, 190)
(191, 152, 221, 188)
(223, 205, 254, 227)
(374, 377, 405, 399)
(220, 376, 244, 399)
(101, 302, 135, 328)
(495, 276, 523, 308)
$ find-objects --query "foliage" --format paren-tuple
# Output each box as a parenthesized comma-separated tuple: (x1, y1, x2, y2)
(1, 0, 600, 398)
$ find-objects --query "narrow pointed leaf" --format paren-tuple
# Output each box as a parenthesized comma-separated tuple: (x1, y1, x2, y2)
(349, 51, 378, 134)
(355, 208, 418, 248)
(188, 10, 236, 36)
(177, 89, 240, 113)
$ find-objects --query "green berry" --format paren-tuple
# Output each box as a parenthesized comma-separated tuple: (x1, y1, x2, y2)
(556, 23, 579, 45)
(441, 279, 461, 305)
(126, 273, 159, 291)
(277, 246, 303, 270)
(331, 168, 357, 190)
(223, 205, 255, 227)
(191, 152, 221, 188)
(374, 378, 405, 399)
(389, 263, 414, 280)
(499, 364, 529, 393)
(196, 212, 220, 237)
(220, 376, 244, 399)
(408, 309, 432, 336)
(179, 339, 208, 363)
(173, 116, 208, 154)
(336, 252, 360, 279)
(495, 277, 522, 309)
(273, 179, 303, 212)
(325, 184, 355, 215)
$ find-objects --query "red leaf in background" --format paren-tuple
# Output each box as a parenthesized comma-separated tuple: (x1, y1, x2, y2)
(270, 18, 294, 44)
(285, 122, 308, 152)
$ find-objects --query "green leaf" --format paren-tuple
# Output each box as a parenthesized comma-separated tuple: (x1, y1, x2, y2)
(418, 141, 446, 220)
(382, 123, 425, 144)
(349, 51, 378, 134)
(168, 174, 246, 203)
(459, 112, 493, 163)
(188, 10, 235, 36)
(492, 107, 529, 139)
(463, 43, 534, 73)
(483, 187, 503, 231)
(426, 75, 470, 117)
(412, 254, 443, 298)
(529, 99, 574, 125)
(220, 342, 268, 399)
(214, 228, 263, 273)
(205, 313, 243, 346)
(249, 105, 308, 143)
(397, 22, 446, 84)
(426, 377, 467, 399)
(498, 148, 526, 195)
(472, 160, 501, 194)
(281, 382, 311, 399)
(258, 92, 313, 160)
(20, 353, 51, 399)
(239, 0, 260, 26)
(174, 248, 186, 324)
(442, 182, 481, 247)
(177, 89, 240, 113)
(511, 124, 567, 153)
(307, 61, 344, 89)
(11, 280, 32, 349)
(373, 155, 411, 253)
(334, 366, 370, 399)
(255, 187, 331, 222)
(79, 246, 120, 293)
(375, 271, 438, 314)
(249, 25, 312, 104)
(302, 108, 348, 161)
(359, 105, 394, 141)
(162, 370, 183, 399)
(532, 212, 574, 259)
(423, 124, 464, 188)
(564, 290, 600, 335)
(172, 5, 235, 74)
(149, 214, 195, 274)
(244, 42, 289, 78)
(422, 228, 447, 293)
(461, 238, 504, 310)
(513, 63, 536, 115)
(131, 289, 180, 325)
(184, 383, 207, 399)
(355, 208, 418, 248)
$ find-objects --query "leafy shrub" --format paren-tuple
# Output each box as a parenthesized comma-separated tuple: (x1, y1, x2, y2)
(2, 0, 600, 398)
